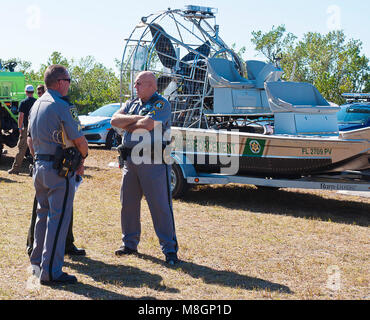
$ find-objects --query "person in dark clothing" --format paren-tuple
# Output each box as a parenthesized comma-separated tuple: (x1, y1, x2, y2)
(8, 85, 36, 174)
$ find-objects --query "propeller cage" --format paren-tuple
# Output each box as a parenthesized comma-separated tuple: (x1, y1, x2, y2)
(120, 8, 245, 129)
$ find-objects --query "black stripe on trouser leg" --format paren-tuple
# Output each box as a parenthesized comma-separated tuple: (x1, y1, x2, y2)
(49, 177, 70, 281)
(165, 165, 178, 251)
(27, 195, 38, 250)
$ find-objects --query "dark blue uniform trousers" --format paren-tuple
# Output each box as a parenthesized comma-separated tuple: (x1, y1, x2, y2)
(120, 157, 177, 255)
(30, 160, 75, 281)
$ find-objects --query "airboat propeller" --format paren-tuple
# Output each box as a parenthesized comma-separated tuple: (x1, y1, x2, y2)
(120, 5, 237, 127)
(149, 23, 211, 93)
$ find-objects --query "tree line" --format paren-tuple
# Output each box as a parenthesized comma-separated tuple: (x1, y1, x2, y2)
(4, 26, 369, 111)
(249, 26, 369, 104)
(3, 52, 120, 115)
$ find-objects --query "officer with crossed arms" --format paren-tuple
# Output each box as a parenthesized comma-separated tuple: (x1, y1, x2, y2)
(111, 71, 178, 265)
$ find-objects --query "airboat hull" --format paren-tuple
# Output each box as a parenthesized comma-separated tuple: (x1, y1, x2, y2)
(171, 127, 370, 177)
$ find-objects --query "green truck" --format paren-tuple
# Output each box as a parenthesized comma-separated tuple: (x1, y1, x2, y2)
(0, 61, 41, 160)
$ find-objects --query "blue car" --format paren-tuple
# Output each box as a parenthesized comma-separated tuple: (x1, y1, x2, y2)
(79, 103, 122, 148)
(337, 93, 370, 131)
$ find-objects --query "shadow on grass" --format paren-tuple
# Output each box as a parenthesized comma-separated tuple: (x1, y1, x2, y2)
(85, 165, 109, 172)
(50, 281, 154, 300)
(179, 185, 370, 227)
(0, 176, 19, 183)
(83, 166, 110, 179)
(88, 145, 110, 150)
(138, 253, 292, 294)
(62, 255, 179, 299)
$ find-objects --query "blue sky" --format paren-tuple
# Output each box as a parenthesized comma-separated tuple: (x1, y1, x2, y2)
(1, 0, 369, 72)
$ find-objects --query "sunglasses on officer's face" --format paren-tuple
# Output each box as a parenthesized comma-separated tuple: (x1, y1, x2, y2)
(58, 78, 71, 83)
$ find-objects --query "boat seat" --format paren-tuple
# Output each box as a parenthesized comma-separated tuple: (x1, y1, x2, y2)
(265, 82, 340, 135)
(265, 81, 340, 114)
(246, 60, 283, 88)
(246, 60, 267, 80)
(207, 58, 255, 89)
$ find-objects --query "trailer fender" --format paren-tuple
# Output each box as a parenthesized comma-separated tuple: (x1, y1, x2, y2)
(170, 152, 197, 179)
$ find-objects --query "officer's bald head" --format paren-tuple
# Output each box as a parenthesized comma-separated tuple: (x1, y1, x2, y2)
(134, 71, 158, 102)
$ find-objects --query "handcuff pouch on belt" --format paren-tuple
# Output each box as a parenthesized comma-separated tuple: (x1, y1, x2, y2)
(53, 145, 82, 177)
(117, 144, 130, 168)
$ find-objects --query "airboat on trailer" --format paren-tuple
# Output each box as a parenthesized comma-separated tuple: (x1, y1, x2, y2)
(118, 5, 370, 193)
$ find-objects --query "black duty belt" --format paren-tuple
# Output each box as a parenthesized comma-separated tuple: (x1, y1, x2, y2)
(120, 147, 153, 158)
(35, 154, 55, 162)
(118, 145, 168, 167)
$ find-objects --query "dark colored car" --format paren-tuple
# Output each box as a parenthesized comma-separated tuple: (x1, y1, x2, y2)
(337, 93, 370, 131)
(79, 103, 122, 149)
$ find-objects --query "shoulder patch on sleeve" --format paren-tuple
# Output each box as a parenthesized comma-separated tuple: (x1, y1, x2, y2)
(70, 107, 80, 122)
(154, 100, 165, 110)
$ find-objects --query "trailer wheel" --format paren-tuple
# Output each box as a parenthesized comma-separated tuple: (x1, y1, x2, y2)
(170, 163, 189, 199)
(106, 129, 122, 149)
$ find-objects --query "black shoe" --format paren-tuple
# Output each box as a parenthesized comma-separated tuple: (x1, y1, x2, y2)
(40, 272, 77, 286)
(165, 252, 179, 265)
(115, 246, 138, 256)
(65, 245, 86, 256)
